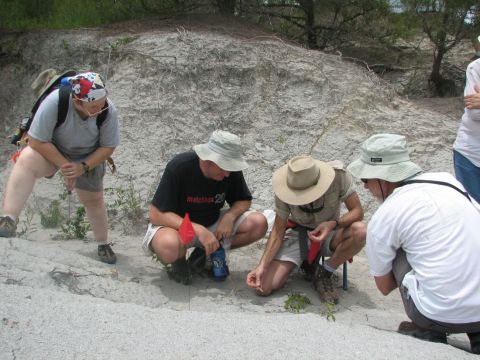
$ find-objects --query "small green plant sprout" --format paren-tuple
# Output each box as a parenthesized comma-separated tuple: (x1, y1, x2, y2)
(16, 203, 37, 238)
(40, 200, 64, 228)
(105, 181, 144, 234)
(60, 206, 90, 240)
(321, 301, 337, 322)
(284, 292, 311, 313)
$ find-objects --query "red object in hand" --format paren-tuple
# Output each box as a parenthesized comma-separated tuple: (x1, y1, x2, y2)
(178, 212, 196, 245)
(308, 241, 321, 264)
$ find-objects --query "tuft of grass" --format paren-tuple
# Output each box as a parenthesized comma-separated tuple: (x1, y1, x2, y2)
(40, 200, 64, 228)
(60, 206, 90, 240)
(321, 301, 337, 321)
(284, 292, 311, 313)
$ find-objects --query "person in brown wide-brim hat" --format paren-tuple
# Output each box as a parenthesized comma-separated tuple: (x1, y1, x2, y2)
(246, 154, 365, 305)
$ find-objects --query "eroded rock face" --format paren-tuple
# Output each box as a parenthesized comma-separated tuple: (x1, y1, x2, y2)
(0, 24, 459, 217)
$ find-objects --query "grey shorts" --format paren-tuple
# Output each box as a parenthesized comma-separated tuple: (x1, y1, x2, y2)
(274, 227, 335, 267)
(75, 162, 106, 192)
(142, 209, 255, 255)
(46, 161, 106, 192)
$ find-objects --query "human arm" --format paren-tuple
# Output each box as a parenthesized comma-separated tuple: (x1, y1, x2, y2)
(374, 272, 397, 296)
(464, 60, 480, 119)
(308, 192, 364, 243)
(464, 85, 480, 109)
(214, 199, 251, 240)
(148, 205, 219, 255)
(246, 215, 287, 292)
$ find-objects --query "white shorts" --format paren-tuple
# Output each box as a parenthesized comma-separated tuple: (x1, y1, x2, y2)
(142, 209, 254, 255)
(274, 228, 336, 267)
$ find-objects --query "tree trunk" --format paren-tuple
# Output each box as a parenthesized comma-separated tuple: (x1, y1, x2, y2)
(300, 0, 316, 49)
(217, 0, 236, 16)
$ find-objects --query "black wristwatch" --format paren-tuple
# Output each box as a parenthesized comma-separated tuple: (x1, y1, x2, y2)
(81, 161, 90, 173)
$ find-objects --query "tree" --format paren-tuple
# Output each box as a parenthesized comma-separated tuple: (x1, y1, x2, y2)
(401, 0, 479, 96)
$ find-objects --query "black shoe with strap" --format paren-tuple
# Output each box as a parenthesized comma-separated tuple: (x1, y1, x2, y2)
(397, 321, 447, 344)
(167, 257, 192, 285)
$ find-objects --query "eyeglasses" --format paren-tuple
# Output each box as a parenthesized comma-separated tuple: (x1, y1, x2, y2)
(299, 197, 325, 214)
(85, 104, 109, 117)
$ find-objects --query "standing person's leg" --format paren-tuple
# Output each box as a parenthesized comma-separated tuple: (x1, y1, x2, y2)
(453, 150, 480, 203)
(1, 147, 56, 237)
(75, 162, 115, 264)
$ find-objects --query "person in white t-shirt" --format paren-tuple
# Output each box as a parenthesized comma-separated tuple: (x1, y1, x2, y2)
(347, 133, 480, 354)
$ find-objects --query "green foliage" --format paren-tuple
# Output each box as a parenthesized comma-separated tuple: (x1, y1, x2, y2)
(105, 182, 144, 234)
(40, 200, 64, 228)
(321, 301, 337, 321)
(16, 203, 36, 238)
(284, 292, 311, 313)
(0, 0, 150, 30)
(60, 206, 90, 240)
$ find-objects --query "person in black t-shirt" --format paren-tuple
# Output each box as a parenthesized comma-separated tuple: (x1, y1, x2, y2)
(142, 130, 267, 284)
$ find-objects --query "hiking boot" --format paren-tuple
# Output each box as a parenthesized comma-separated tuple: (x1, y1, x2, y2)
(97, 243, 117, 264)
(187, 247, 206, 275)
(313, 264, 338, 304)
(468, 332, 480, 354)
(167, 257, 192, 285)
(0, 216, 17, 238)
(397, 321, 447, 344)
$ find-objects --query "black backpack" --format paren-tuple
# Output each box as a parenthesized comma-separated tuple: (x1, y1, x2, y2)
(10, 72, 109, 146)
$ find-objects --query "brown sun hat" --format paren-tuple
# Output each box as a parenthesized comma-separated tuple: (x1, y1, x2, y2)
(272, 155, 335, 206)
(31, 69, 76, 101)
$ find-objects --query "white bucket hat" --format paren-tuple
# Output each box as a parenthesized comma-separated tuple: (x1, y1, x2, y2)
(347, 134, 422, 182)
(193, 130, 248, 172)
(272, 155, 335, 206)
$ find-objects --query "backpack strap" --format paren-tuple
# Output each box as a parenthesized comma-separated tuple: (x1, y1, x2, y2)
(96, 104, 109, 129)
(397, 179, 471, 202)
(55, 85, 71, 128)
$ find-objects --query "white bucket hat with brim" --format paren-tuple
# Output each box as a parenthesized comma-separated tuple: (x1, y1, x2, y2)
(273, 155, 335, 206)
(193, 130, 248, 172)
(347, 133, 422, 182)
(31, 69, 77, 102)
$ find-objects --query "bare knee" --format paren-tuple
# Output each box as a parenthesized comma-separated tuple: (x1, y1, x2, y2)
(244, 212, 268, 239)
(78, 191, 104, 209)
(151, 228, 184, 264)
(350, 221, 367, 248)
(16, 147, 55, 178)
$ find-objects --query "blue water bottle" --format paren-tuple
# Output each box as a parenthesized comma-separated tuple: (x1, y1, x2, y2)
(211, 244, 229, 281)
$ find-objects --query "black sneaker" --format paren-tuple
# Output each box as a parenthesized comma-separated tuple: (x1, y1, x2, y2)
(167, 257, 192, 285)
(397, 321, 447, 344)
(468, 332, 480, 354)
(98, 243, 117, 264)
(187, 247, 206, 275)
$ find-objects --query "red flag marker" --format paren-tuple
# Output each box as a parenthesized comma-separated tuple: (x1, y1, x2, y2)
(308, 241, 321, 264)
(178, 212, 196, 245)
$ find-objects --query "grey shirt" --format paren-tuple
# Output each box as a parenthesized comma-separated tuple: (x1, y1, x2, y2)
(28, 89, 120, 161)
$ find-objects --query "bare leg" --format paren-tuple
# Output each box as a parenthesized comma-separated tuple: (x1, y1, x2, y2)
(76, 188, 108, 243)
(150, 227, 186, 264)
(2, 147, 56, 217)
(256, 260, 297, 296)
(328, 221, 366, 269)
(230, 212, 267, 249)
